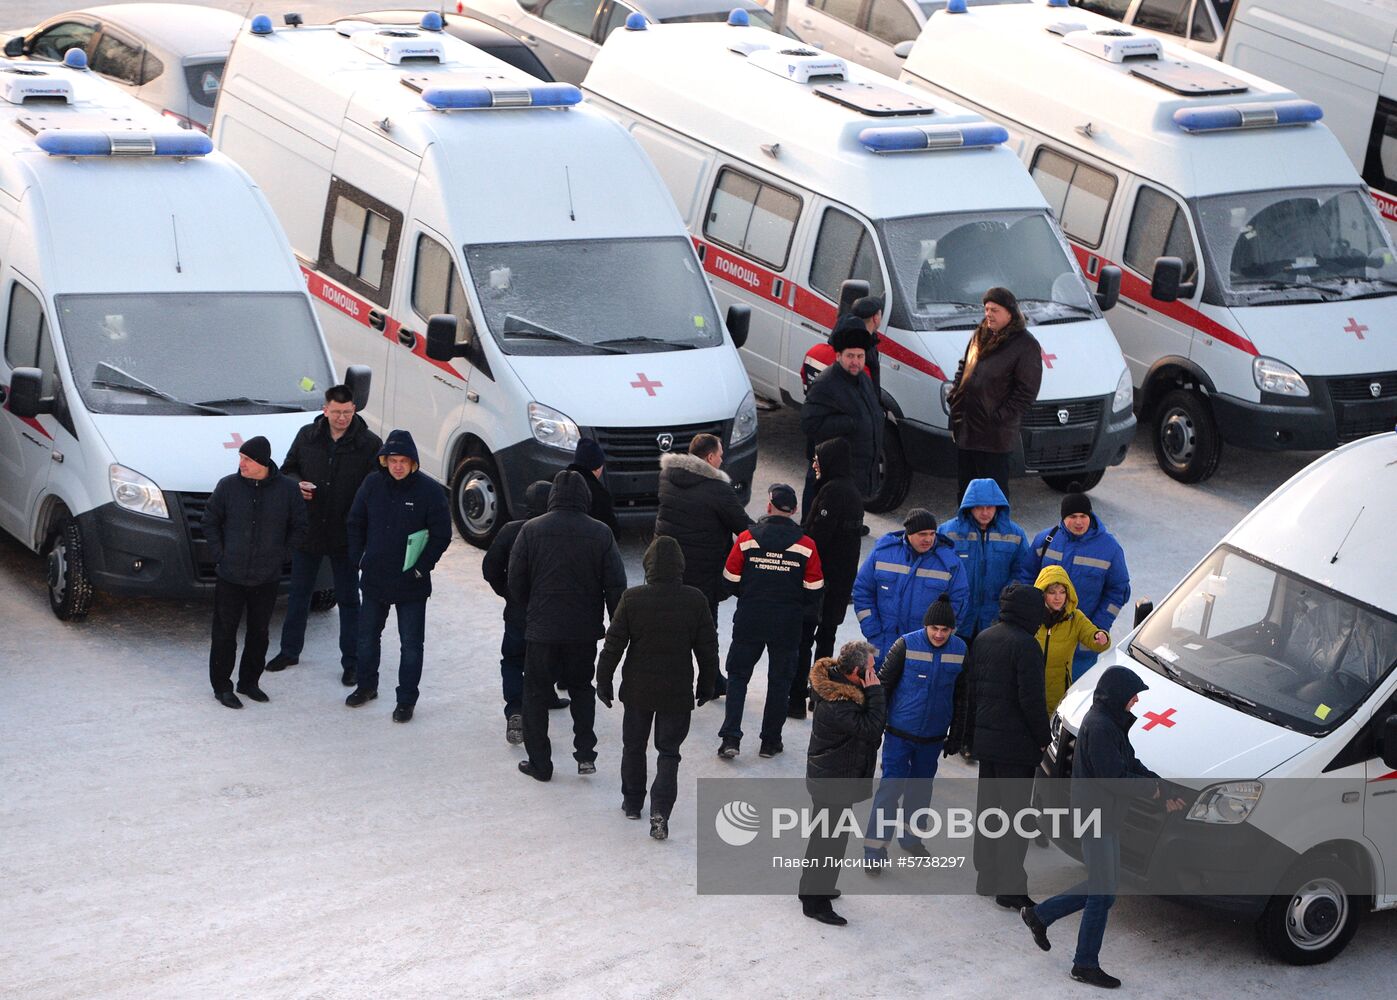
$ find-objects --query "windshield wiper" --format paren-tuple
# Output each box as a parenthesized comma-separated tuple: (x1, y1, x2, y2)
(196, 396, 304, 413)
(501, 314, 624, 354)
(1309, 276, 1397, 301)
(1130, 642, 1182, 680)
(593, 336, 698, 351)
(1018, 298, 1096, 326)
(1190, 680, 1258, 712)
(92, 363, 226, 415)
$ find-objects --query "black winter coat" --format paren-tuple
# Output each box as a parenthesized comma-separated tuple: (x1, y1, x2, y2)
(654, 451, 753, 603)
(803, 437, 864, 602)
(509, 470, 628, 643)
(481, 481, 553, 627)
(346, 464, 452, 604)
(202, 463, 306, 587)
(280, 414, 382, 555)
(1072, 666, 1160, 834)
(567, 462, 619, 536)
(969, 582, 1051, 765)
(800, 362, 883, 498)
(948, 324, 1044, 454)
(595, 536, 720, 713)
(806, 658, 887, 805)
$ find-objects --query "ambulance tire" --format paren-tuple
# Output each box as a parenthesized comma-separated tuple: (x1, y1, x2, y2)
(1257, 855, 1363, 965)
(1152, 389, 1221, 484)
(47, 518, 93, 622)
(450, 453, 505, 549)
(864, 426, 910, 514)
(1041, 470, 1104, 493)
(310, 589, 338, 612)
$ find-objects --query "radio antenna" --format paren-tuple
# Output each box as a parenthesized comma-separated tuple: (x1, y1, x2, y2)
(564, 166, 575, 221)
(170, 215, 184, 273)
(1330, 506, 1364, 564)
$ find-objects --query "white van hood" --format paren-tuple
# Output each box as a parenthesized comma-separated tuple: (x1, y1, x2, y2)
(503, 346, 750, 427)
(1231, 299, 1397, 376)
(1057, 653, 1315, 783)
(87, 412, 316, 494)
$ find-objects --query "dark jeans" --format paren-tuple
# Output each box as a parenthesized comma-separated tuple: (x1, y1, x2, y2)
(621, 706, 692, 819)
(278, 550, 359, 669)
(209, 577, 279, 694)
(355, 596, 426, 706)
(1033, 834, 1120, 969)
(500, 619, 525, 718)
(795, 583, 853, 706)
(523, 641, 598, 774)
(957, 448, 1013, 502)
(798, 801, 851, 900)
(973, 760, 1037, 897)
(721, 637, 799, 745)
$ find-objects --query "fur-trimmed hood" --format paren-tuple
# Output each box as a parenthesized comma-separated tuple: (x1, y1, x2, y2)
(810, 658, 865, 705)
(660, 450, 731, 485)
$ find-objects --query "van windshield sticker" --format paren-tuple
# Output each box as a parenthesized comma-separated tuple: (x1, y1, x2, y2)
(1315, 704, 1332, 721)
(693, 316, 705, 328)
(298, 377, 317, 392)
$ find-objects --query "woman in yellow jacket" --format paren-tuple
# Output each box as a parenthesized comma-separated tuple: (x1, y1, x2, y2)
(1035, 565, 1111, 716)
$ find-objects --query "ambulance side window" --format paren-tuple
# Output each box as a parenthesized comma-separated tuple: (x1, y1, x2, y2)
(1030, 147, 1116, 249)
(816, 0, 864, 29)
(810, 208, 886, 303)
(319, 179, 403, 308)
(866, 0, 919, 45)
(539, 0, 602, 37)
(4, 283, 56, 395)
(90, 30, 145, 86)
(412, 234, 472, 339)
(1133, 0, 1190, 37)
(29, 20, 96, 61)
(1124, 186, 1198, 284)
(704, 167, 801, 270)
(1069, 0, 1130, 20)
(1362, 96, 1397, 196)
(1189, 0, 1217, 43)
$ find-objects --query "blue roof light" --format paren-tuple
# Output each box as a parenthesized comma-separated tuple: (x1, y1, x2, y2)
(727, 8, 750, 25)
(250, 14, 273, 34)
(858, 123, 1008, 153)
(625, 12, 648, 30)
(418, 83, 583, 110)
(420, 11, 444, 31)
(946, 0, 968, 13)
(34, 131, 214, 157)
(1047, 0, 1069, 7)
(153, 133, 215, 156)
(63, 48, 88, 69)
(1173, 99, 1322, 133)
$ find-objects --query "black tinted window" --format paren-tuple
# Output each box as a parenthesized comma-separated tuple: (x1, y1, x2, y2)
(91, 32, 144, 85)
(29, 21, 95, 60)
(183, 61, 224, 107)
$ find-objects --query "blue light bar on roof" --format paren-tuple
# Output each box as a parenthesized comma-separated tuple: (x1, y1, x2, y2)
(1173, 100, 1322, 133)
(418, 83, 583, 110)
(858, 123, 1008, 154)
(35, 131, 214, 157)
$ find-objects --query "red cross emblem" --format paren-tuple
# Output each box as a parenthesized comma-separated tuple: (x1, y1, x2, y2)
(1343, 317, 1368, 341)
(1041, 349, 1058, 370)
(629, 373, 663, 396)
(1142, 708, 1177, 731)
(223, 433, 245, 450)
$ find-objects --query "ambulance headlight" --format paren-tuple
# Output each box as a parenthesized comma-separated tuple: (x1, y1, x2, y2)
(1252, 356, 1309, 397)
(940, 380, 952, 415)
(1047, 712, 1062, 761)
(1112, 368, 1133, 413)
(731, 391, 758, 446)
(110, 464, 169, 519)
(527, 402, 580, 452)
(1186, 781, 1263, 824)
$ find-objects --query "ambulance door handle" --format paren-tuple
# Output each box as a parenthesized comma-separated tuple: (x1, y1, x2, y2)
(397, 327, 417, 349)
(800, 320, 823, 333)
(368, 309, 387, 332)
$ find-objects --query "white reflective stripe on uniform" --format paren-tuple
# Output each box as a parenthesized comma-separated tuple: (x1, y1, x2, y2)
(739, 538, 760, 550)
(875, 561, 910, 574)
(1107, 604, 1122, 616)
(1045, 548, 1064, 560)
(906, 650, 935, 662)
(723, 569, 741, 583)
(988, 533, 1022, 544)
(804, 579, 824, 590)
(940, 654, 965, 664)
(916, 568, 951, 580)
(1074, 555, 1113, 570)
(942, 532, 965, 542)
(856, 608, 873, 621)
(787, 542, 813, 557)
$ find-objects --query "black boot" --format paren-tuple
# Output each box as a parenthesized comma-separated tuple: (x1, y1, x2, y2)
(1021, 906, 1051, 952)
(800, 897, 847, 926)
(1070, 967, 1121, 989)
(650, 815, 669, 841)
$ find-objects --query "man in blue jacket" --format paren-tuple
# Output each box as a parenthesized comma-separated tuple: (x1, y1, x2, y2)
(941, 479, 1033, 644)
(852, 508, 969, 664)
(1022, 487, 1130, 681)
(345, 430, 452, 723)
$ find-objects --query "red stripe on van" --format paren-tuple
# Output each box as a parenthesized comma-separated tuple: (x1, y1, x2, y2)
(1368, 769, 1397, 783)
(1072, 246, 1258, 357)
(1370, 189, 1397, 223)
(1, 392, 53, 440)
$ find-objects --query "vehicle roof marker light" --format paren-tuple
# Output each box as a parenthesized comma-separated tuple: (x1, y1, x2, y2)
(1047, 0, 1070, 7)
(34, 130, 214, 157)
(420, 11, 444, 31)
(946, 0, 968, 13)
(858, 122, 1008, 152)
(728, 9, 750, 26)
(625, 12, 648, 30)
(1173, 99, 1322, 133)
(250, 14, 273, 35)
(414, 81, 584, 109)
(63, 49, 88, 70)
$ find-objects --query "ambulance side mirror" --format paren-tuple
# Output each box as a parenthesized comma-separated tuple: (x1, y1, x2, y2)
(1151, 257, 1194, 303)
(424, 314, 460, 362)
(893, 40, 914, 59)
(838, 278, 870, 318)
(6, 367, 49, 419)
(1095, 265, 1121, 312)
(3, 37, 23, 58)
(725, 304, 750, 350)
(344, 364, 371, 411)
(1132, 599, 1154, 628)
(1381, 714, 1397, 771)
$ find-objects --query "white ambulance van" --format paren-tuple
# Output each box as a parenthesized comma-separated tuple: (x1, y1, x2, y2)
(213, 13, 758, 547)
(902, 0, 1397, 483)
(0, 54, 353, 620)
(584, 14, 1136, 507)
(1042, 430, 1397, 964)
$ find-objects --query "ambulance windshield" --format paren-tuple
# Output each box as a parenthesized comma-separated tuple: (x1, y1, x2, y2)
(464, 237, 723, 355)
(1195, 186, 1397, 306)
(57, 293, 331, 416)
(1131, 545, 1397, 736)
(878, 210, 1098, 331)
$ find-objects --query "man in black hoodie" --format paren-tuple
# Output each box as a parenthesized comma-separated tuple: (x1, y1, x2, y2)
(1020, 667, 1186, 989)
(800, 323, 883, 504)
(202, 435, 306, 708)
(567, 437, 619, 537)
(510, 469, 628, 781)
(970, 582, 1050, 909)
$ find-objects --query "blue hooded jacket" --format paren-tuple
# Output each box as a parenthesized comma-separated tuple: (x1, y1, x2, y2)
(852, 529, 970, 661)
(940, 479, 1033, 638)
(1023, 513, 1130, 676)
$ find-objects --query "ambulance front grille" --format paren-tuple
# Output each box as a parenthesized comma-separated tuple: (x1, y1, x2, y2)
(593, 422, 726, 474)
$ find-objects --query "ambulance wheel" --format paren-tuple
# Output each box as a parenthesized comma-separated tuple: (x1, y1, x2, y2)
(1041, 470, 1104, 493)
(310, 589, 338, 612)
(1257, 857, 1363, 965)
(1152, 389, 1221, 484)
(47, 518, 93, 621)
(450, 453, 504, 549)
(864, 426, 910, 514)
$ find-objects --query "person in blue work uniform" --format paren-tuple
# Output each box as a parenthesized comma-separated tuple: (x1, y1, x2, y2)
(852, 508, 969, 665)
(940, 478, 1033, 644)
(1022, 486, 1129, 682)
(863, 595, 968, 866)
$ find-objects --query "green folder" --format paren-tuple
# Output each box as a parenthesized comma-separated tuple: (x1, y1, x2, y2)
(403, 529, 430, 572)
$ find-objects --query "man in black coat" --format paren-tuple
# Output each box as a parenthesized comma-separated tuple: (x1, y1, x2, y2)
(800, 323, 883, 503)
(799, 640, 886, 926)
(482, 480, 568, 746)
(567, 437, 619, 537)
(265, 385, 382, 686)
(202, 435, 306, 709)
(510, 469, 628, 781)
(792, 436, 866, 718)
(596, 536, 719, 840)
(970, 581, 1051, 909)
(344, 429, 452, 723)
